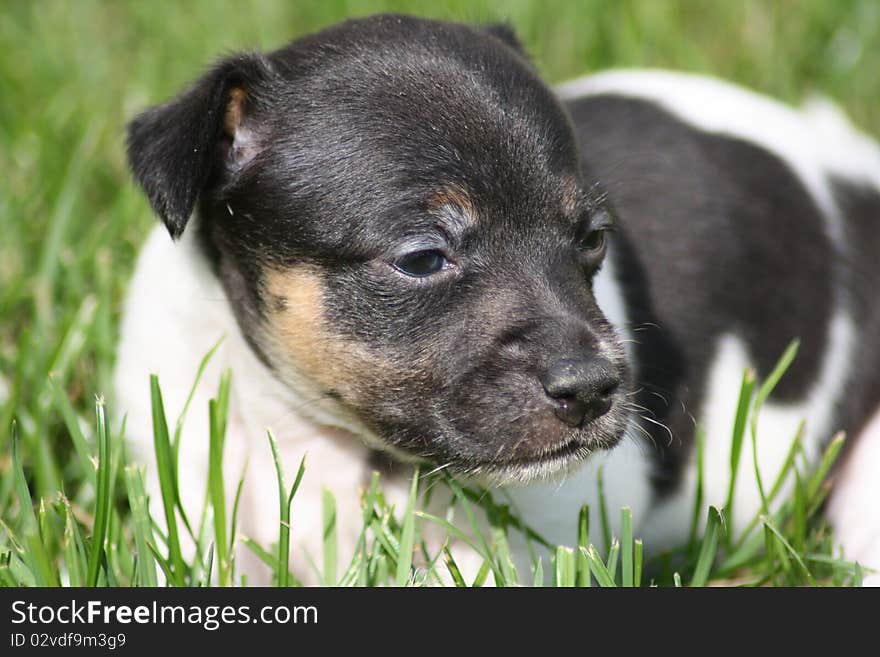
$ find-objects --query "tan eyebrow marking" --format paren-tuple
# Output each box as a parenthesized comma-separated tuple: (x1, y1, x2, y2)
(429, 184, 478, 231)
(560, 176, 584, 218)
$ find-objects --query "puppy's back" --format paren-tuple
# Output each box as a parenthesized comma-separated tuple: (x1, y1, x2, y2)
(558, 70, 880, 560)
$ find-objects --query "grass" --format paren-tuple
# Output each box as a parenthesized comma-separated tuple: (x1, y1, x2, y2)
(1, 341, 866, 587)
(2, 0, 878, 587)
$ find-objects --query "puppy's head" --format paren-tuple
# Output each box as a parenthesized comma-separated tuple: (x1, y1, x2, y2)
(128, 15, 630, 483)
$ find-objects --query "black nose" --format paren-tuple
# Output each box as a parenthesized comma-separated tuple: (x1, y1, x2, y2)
(539, 357, 620, 427)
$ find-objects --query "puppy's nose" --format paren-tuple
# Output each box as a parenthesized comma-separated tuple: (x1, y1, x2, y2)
(539, 357, 620, 427)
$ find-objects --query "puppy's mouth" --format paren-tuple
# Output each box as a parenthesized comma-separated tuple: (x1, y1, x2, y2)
(452, 389, 631, 484)
(457, 422, 627, 486)
(496, 436, 590, 469)
(460, 438, 596, 486)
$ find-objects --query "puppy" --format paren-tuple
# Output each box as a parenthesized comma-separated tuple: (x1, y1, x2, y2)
(116, 14, 880, 584)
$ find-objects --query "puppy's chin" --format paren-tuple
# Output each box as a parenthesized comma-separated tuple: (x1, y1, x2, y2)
(463, 446, 598, 487)
(459, 430, 626, 487)
(362, 421, 627, 487)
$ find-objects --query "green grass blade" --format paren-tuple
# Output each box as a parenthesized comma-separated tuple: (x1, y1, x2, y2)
(442, 546, 467, 587)
(322, 487, 338, 586)
(606, 538, 620, 583)
(38, 499, 57, 566)
(33, 120, 101, 328)
(690, 506, 723, 587)
(418, 539, 445, 586)
(287, 457, 307, 577)
(239, 536, 300, 586)
(806, 432, 845, 505)
(853, 563, 863, 588)
(61, 500, 87, 587)
(688, 425, 706, 553)
(395, 466, 420, 586)
(471, 560, 491, 587)
(357, 472, 382, 586)
(791, 468, 807, 553)
(370, 518, 401, 562)
(443, 476, 505, 585)
(597, 466, 612, 551)
(576, 505, 591, 587)
(414, 511, 489, 561)
(173, 340, 227, 550)
(87, 398, 112, 587)
(732, 422, 807, 551)
(146, 541, 175, 585)
(749, 427, 770, 519)
(375, 554, 390, 586)
(761, 516, 817, 586)
(123, 465, 158, 587)
(228, 463, 247, 582)
(149, 375, 187, 585)
(202, 543, 214, 587)
(621, 507, 633, 587)
(554, 546, 575, 587)
(767, 421, 805, 503)
(533, 556, 544, 587)
(585, 545, 616, 587)
(488, 505, 519, 586)
(47, 376, 94, 484)
(11, 422, 57, 586)
(723, 368, 755, 538)
(208, 372, 231, 586)
(267, 429, 306, 587)
(749, 340, 799, 517)
(752, 341, 800, 414)
(337, 555, 364, 587)
(0, 548, 36, 587)
(173, 337, 224, 454)
(634, 539, 643, 587)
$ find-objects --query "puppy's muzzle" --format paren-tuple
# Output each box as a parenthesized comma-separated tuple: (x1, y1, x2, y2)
(539, 356, 620, 427)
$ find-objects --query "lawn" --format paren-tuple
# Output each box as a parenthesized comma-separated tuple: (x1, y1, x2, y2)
(1, 0, 878, 587)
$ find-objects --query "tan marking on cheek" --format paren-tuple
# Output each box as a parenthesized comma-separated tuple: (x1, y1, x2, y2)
(262, 267, 389, 401)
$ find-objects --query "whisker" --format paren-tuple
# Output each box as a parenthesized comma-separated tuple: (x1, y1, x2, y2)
(424, 462, 454, 478)
(630, 417, 659, 450)
(639, 414, 675, 447)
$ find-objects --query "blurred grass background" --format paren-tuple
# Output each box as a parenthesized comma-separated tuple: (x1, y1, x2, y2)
(1, 0, 879, 520)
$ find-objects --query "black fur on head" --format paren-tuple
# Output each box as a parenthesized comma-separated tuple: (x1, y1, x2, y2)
(127, 14, 631, 483)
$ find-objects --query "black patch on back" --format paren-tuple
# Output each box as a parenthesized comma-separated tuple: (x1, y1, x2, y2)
(566, 94, 834, 493)
(829, 178, 880, 462)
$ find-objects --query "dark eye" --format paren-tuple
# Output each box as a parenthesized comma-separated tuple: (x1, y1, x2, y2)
(578, 228, 606, 254)
(393, 249, 449, 277)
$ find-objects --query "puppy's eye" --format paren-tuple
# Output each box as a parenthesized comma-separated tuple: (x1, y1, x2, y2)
(393, 249, 449, 277)
(578, 228, 606, 255)
(580, 230, 605, 252)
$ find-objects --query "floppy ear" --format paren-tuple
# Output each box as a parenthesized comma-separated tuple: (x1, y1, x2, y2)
(127, 53, 275, 239)
(483, 22, 529, 57)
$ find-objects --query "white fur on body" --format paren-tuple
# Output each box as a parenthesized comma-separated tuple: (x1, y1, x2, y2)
(115, 70, 880, 585)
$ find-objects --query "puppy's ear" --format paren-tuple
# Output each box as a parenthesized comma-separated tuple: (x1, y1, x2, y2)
(483, 22, 528, 57)
(127, 54, 274, 239)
